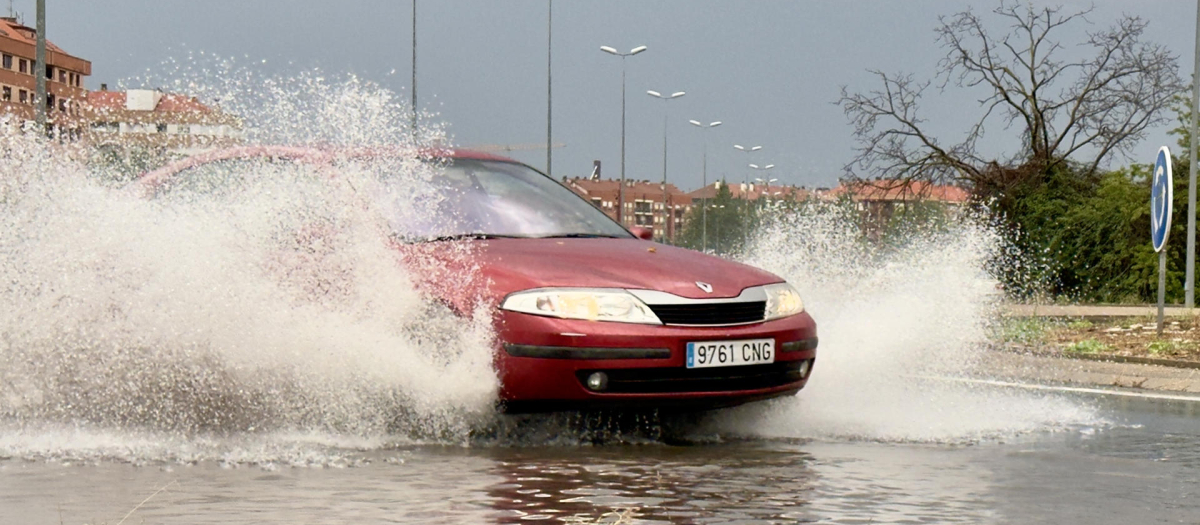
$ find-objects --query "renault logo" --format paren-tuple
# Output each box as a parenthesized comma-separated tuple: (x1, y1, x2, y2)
(695, 281, 713, 293)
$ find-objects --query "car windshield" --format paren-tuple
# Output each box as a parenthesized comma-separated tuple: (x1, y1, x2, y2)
(380, 158, 632, 241)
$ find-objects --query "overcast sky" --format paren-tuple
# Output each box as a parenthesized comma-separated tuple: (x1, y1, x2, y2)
(26, 0, 1200, 190)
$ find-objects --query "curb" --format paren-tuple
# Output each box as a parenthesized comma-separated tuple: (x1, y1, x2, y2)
(1062, 351, 1200, 370)
(993, 343, 1200, 371)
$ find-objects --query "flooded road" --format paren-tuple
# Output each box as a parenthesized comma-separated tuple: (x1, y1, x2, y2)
(2, 391, 1197, 525)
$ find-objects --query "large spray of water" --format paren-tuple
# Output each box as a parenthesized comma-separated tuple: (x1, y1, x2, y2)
(709, 203, 1098, 442)
(0, 73, 499, 463)
(0, 64, 1099, 463)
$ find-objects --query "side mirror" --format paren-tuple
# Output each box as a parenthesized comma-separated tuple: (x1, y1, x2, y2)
(629, 226, 654, 241)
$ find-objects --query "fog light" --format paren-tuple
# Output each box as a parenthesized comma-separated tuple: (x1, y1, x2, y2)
(585, 371, 608, 392)
(798, 360, 812, 379)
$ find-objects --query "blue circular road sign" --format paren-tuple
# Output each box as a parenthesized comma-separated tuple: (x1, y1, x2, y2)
(1152, 146, 1173, 253)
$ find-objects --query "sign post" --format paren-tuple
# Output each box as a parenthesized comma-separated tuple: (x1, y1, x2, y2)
(1153, 146, 1174, 337)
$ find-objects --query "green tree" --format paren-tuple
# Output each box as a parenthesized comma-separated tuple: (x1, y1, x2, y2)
(677, 181, 755, 254)
(838, 1, 1183, 210)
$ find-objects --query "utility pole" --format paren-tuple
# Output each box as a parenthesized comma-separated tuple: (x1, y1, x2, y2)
(1188, 0, 1200, 309)
(546, 0, 552, 177)
(34, 0, 45, 134)
(647, 90, 685, 241)
(690, 120, 722, 251)
(411, 0, 417, 134)
(600, 45, 647, 224)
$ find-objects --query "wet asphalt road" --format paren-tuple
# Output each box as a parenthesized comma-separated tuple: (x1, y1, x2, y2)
(1, 392, 1198, 525)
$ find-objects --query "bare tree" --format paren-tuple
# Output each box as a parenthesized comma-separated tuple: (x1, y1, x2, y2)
(838, 1, 1184, 194)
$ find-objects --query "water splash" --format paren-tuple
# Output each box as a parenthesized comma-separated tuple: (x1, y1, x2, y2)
(705, 202, 1099, 442)
(0, 72, 499, 463)
(0, 60, 1102, 463)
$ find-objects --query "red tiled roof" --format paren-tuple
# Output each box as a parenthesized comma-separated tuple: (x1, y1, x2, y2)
(86, 91, 215, 113)
(567, 178, 691, 201)
(687, 182, 809, 201)
(825, 180, 969, 203)
(0, 17, 67, 54)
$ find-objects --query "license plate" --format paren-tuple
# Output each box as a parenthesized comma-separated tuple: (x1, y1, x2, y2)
(686, 338, 775, 369)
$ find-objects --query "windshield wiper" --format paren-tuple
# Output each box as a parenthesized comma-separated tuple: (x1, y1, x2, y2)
(421, 233, 531, 242)
(537, 233, 627, 239)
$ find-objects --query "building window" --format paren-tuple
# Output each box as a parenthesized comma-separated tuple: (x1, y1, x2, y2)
(19, 89, 27, 103)
(46, 93, 54, 110)
(90, 121, 118, 133)
(58, 69, 66, 83)
(2, 54, 10, 70)
(18, 59, 26, 74)
(44, 65, 52, 79)
(58, 98, 66, 112)
(1, 86, 9, 102)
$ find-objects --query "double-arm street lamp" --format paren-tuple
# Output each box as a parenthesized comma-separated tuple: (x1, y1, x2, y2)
(711, 203, 726, 252)
(600, 45, 648, 224)
(733, 144, 763, 198)
(749, 165, 777, 200)
(647, 90, 686, 241)
(689, 119, 722, 252)
(755, 175, 779, 205)
(746, 163, 775, 247)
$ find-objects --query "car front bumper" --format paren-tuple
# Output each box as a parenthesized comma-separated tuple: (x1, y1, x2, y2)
(493, 310, 818, 412)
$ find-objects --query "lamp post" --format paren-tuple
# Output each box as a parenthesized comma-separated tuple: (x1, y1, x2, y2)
(711, 204, 726, 253)
(689, 119, 722, 252)
(546, 0, 552, 177)
(747, 164, 776, 248)
(600, 44, 648, 225)
(35, 0, 45, 134)
(647, 90, 686, 241)
(733, 144, 763, 193)
(411, 0, 417, 134)
(733, 145, 762, 249)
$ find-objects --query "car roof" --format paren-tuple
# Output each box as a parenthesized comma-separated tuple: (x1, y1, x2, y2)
(138, 145, 524, 187)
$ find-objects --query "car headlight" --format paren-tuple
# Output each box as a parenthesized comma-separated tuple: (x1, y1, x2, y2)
(500, 288, 663, 324)
(763, 282, 805, 320)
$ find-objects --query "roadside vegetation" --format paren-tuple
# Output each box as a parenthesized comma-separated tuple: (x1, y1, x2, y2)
(679, 1, 1194, 304)
(992, 315, 1200, 362)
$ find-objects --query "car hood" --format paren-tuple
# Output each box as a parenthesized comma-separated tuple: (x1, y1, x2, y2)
(471, 238, 782, 300)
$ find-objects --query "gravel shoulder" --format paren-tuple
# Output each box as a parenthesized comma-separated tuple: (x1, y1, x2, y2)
(989, 311, 1200, 394)
(977, 348, 1200, 395)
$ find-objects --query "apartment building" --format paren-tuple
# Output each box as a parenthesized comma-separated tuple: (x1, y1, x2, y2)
(564, 177, 692, 241)
(0, 16, 90, 137)
(85, 86, 242, 156)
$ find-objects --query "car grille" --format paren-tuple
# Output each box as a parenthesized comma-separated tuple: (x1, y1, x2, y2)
(576, 360, 808, 394)
(647, 301, 766, 325)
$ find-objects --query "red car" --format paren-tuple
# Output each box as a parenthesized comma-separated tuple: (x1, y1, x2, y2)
(140, 146, 818, 412)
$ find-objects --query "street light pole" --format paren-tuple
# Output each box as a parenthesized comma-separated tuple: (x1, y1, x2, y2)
(546, 0, 552, 177)
(648, 90, 686, 241)
(689, 120, 722, 252)
(1188, 0, 1200, 308)
(34, 0, 45, 134)
(411, 0, 417, 134)
(755, 175, 779, 207)
(600, 45, 647, 225)
(732, 145, 763, 246)
(747, 163, 776, 249)
(712, 204, 726, 253)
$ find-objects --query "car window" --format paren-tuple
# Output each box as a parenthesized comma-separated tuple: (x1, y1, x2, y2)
(379, 159, 632, 240)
